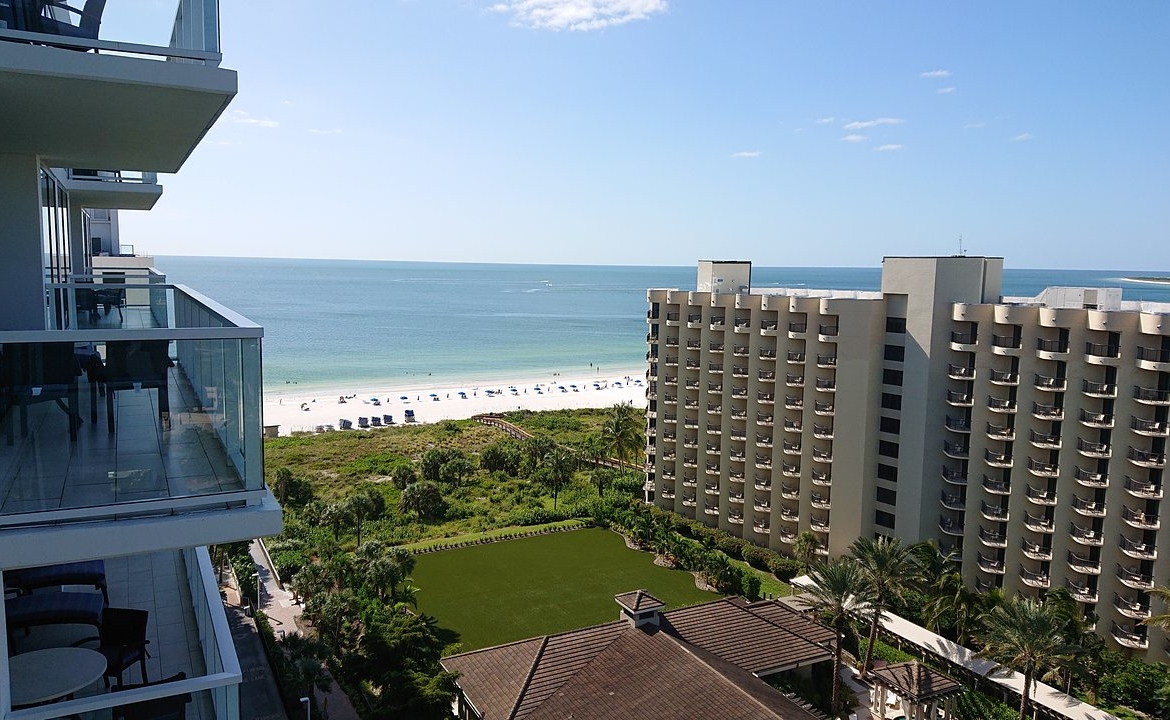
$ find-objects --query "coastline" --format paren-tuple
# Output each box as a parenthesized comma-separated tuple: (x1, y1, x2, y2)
(262, 367, 647, 436)
(1122, 277, 1170, 286)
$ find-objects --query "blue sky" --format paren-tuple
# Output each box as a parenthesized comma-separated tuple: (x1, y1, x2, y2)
(111, 1, 1168, 269)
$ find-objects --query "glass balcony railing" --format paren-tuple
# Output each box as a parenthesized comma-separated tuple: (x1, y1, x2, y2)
(1, 285, 264, 528)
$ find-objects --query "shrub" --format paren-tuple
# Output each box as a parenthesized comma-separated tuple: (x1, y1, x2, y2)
(741, 545, 772, 571)
(767, 556, 803, 581)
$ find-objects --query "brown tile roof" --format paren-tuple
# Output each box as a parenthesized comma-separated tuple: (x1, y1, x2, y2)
(871, 661, 963, 704)
(441, 636, 545, 720)
(661, 597, 833, 674)
(614, 589, 665, 613)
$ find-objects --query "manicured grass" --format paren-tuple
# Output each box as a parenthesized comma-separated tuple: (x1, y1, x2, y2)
(401, 519, 587, 552)
(413, 527, 720, 652)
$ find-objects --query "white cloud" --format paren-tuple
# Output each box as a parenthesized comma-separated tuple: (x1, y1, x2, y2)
(1012, 132, 1034, 142)
(489, 0, 667, 31)
(843, 117, 904, 130)
(874, 144, 904, 152)
(920, 69, 951, 78)
(841, 134, 867, 143)
(229, 110, 279, 129)
(730, 151, 760, 158)
(937, 87, 956, 94)
(815, 116, 835, 124)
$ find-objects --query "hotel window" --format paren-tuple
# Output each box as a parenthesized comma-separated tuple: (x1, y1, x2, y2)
(881, 393, 902, 411)
(878, 440, 899, 458)
(885, 317, 907, 333)
(875, 510, 896, 528)
(876, 487, 897, 506)
(879, 416, 900, 434)
(884, 344, 905, 362)
(877, 463, 898, 482)
(883, 369, 904, 386)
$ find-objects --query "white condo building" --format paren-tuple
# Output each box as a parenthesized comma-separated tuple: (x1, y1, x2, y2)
(646, 258, 1170, 660)
(1, 3, 281, 719)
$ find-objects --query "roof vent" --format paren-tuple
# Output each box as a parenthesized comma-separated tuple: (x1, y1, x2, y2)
(614, 589, 665, 628)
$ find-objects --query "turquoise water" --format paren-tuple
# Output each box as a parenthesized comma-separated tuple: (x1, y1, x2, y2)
(153, 257, 1170, 392)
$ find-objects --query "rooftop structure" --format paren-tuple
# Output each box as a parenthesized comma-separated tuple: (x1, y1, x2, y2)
(646, 257, 1170, 660)
(1, 4, 280, 718)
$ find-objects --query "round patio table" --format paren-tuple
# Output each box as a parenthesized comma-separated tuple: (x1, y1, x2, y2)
(9, 647, 107, 708)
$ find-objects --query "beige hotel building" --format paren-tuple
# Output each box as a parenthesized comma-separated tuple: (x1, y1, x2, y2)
(645, 257, 1170, 659)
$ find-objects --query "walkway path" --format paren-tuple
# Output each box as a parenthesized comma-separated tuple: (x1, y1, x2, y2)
(249, 541, 362, 720)
(226, 603, 288, 720)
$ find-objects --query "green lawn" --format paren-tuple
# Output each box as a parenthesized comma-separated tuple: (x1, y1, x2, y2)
(413, 527, 720, 652)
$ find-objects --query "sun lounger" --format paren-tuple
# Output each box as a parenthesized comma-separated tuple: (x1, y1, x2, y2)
(358, 417, 369, 428)
(5, 560, 108, 605)
(5, 591, 105, 634)
(383, 414, 394, 425)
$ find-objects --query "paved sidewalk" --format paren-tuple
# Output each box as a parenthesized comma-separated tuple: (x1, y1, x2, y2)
(226, 603, 288, 720)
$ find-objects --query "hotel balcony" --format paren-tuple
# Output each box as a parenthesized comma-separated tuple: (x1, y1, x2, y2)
(982, 476, 1009, 495)
(705, 465, 720, 478)
(682, 478, 697, 488)
(1117, 565, 1155, 590)
(778, 529, 795, 544)
(1066, 551, 1101, 575)
(683, 400, 699, 410)
(707, 383, 722, 394)
(706, 404, 722, 416)
(809, 516, 830, 533)
(760, 322, 779, 337)
(1128, 447, 1166, 468)
(1019, 566, 1051, 589)
(753, 521, 770, 535)
(1124, 476, 1162, 499)
(1036, 337, 1069, 359)
(947, 390, 975, 407)
(665, 313, 680, 326)
(0, 0, 233, 174)
(1069, 523, 1104, 546)
(1080, 409, 1114, 428)
(781, 462, 799, 477)
(1122, 506, 1160, 530)
(731, 388, 748, 399)
(984, 448, 1012, 468)
(980, 500, 1008, 521)
(706, 341, 722, 352)
(664, 356, 679, 367)
(683, 456, 698, 467)
(948, 363, 975, 380)
(1032, 402, 1063, 420)
(733, 319, 751, 333)
(989, 368, 1019, 385)
(785, 374, 805, 387)
(1025, 485, 1057, 506)
(682, 495, 697, 507)
(1077, 438, 1111, 458)
(817, 324, 839, 342)
(938, 515, 964, 536)
(787, 322, 807, 338)
(813, 401, 834, 416)
(1111, 623, 1149, 650)
(1134, 385, 1170, 406)
(1114, 594, 1152, 620)
(757, 392, 775, 405)
(1132, 417, 1170, 437)
(1074, 466, 1109, 488)
(1066, 579, 1097, 604)
(942, 467, 968, 486)
(786, 351, 805, 364)
(1027, 458, 1059, 478)
(707, 363, 723, 374)
(991, 335, 1022, 355)
(988, 396, 1017, 413)
(1084, 342, 1122, 365)
(685, 360, 701, 370)
(1033, 374, 1067, 392)
(2, 548, 246, 720)
(759, 348, 777, 360)
(986, 422, 1014, 441)
(814, 378, 836, 393)
(756, 413, 772, 425)
(780, 507, 799, 522)
(755, 456, 773, 470)
(1136, 346, 1170, 372)
(782, 440, 800, 455)
(1, 285, 279, 564)
(728, 471, 745, 484)
(783, 396, 803, 410)
(1120, 535, 1157, 561)
(60, 169, 163, 212)
(975, 578, 994, 592)
(729, 430, 746, 441)
(1021, 538, 1052, 560)
(816, 355, 837, 368)
(727, 511, 745, 525)
(810, 492, 831, 510)
(943, 441, 969, 459)
(1023, 512, 1054, 533)
(661, 485, 676, 499)
(758, 370, 775, 383)
(949, 331, 977, 352)
(812, 448, 832, 463)
(1071, 495, 1106, 518)
(978, 526, 1007, 548)
(753, 498, 770, 512)
(977, 553, 1005, 575)
(1082, 379, 1118, 398)
(783, 419, 801, 433)
(662, 336, 678, 347)
(682, 418, 699, 429)
(1029, 429, 1061, 449)
(731, 366, 749, 378)
(727, 491, 744, 503)
(812, 423, 834, 439)
(780, 484, 799, 499)
(709, 317, 725, 331)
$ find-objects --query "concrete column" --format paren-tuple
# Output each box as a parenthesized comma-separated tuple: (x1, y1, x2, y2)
(0, 153, 46, 330)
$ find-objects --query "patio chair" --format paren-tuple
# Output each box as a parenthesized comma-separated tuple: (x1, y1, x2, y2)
(74, 607, 150, 687)
(5, 590, 105, 638)
(0, 341, 82, 444)
(95, 271, 127, 320)
(113, 672, 190, 720)
(4, 560, 108, 605)
(36, 0, 106, 40)
(103, 339, 174, 432)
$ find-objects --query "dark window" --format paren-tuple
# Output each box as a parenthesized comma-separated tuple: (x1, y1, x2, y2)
(877, 463, 898, 482)
(875, 510, 896, 528)
(884, 344, 905, 362)
(876, 487, 897, 505)
(881, 393, 902, 410)
(880, 416, 901, 434)
(879, 440, 899, 458)
(883, 369, 904, 386)
(886, 317, 907, 333)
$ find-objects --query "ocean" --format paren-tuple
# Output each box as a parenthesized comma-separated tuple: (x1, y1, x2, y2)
(152, 257, 1170, 393)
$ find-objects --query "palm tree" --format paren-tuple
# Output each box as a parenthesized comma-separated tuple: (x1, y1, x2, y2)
(792, 530, 820, 574)
(922, 568, 981, 645)
(602, 402, 642, 470)
(975, 595, 1080, 720)
(804, 557, 875, 719)
(1142, 585, 1170, 631)
(541, 445, 577, 510)
(850, 535, 924, 679)
(278, 633, 333, 701)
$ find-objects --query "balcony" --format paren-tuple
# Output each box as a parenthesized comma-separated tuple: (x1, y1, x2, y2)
(682, 437, 698, 448)
(756, 413, 773, 425)
(685, 360, 701, 370)
(664, 356, 679, 367)
(1128, 447, 1166, 468)
(810, 492, 831, 509)
(1080, 409, 1114, 428)
(939, 515, 964, 536)
(977, 553, 1005, 574)
(784, 396, 803, 409)
(1136, 346, 1170, 371)
(982, 476, 1010, 495)
(1067, 551, 1101, 575)
(1077, 438, 1111, 458)
(788, 322, 808, 337)
(980, 501, 1008, 521)
(759, 348, 777, 361)
(816, 355, 837, 368)
(783, 419, 801, 433)
(815, 378, 836, 393)
(0, 0, 233, 174)
(1071, 495, 1106, 517)
(947, 390, 974, 407)
(786, 351, 805, 364)
(978, 526, 1007, 548)
(60, 169, 163, 211)
(758, 370, 776, 383)
(1023, 512, 1054, 533)
(812, 448, 832, 463)
(760, 322, 779, 337)
(1066, 579, 1097, 604)
(989, 368, 1019, 385)
(780, 483, 799, 499)
(708, 363, 724, 374)
(780, 507, 799, 522)
(733, 318, 752, 333)
(949, 331, 977, 351)
(1122, 506, 1160, 530)
(1027, 458, 1059, 478)
(1132, 417, 1170, 437)
(709, 317, 726, 331)
(727, 491, 743, 503)
(942, 467, 968, 485)
(0, 287, 278, 551)
(1124, 476, 1162, 499)
(732, 366, 749, 378)
(818, 324, 839, 341)
(753, 521, 771, 535)
(1036, 338, 1069, 358)
(1033, 374, 1067, 392)
(707, 404, 722, 415)
(1021, 538, 1052, 560)
(1028, 430, 1061, 449)
(809, 516, 830, 533)
(778, 529, 795, 544)
(757, 392, 775, 405)
(1119, 534, 1157, 560)
(782, 440, 801, 455)
(1069, 523, 1103, 546)
(948, 363, 975, 380)
(984, 448, 1012, 467)
(991, 334, 1022, 354)
(1113, 595, 1152, 621)
(729, 471, 745, 483)
(1111, 621, 1149, 650)
(1031, 402, 1063, 420)
(1134, 385, 1170, 405)
(1084, 342, 1121, 365)
(708, 383, 723, 394)
(682, 496, 697, 507)
(1074, 466, 1108, 488)
(781, 462, 799, 477)
(730, 387, 748, 399)
(811, 469, 831, 486)
(1082, 379, 1117, 398)
(753, 498, 771, 512)
(813, 423, 834, 439)
(1117, 566, 1155, 590)
(943, 441, 969, 459)
(1025, 485, 1057, 506)
(988, 396, 1017, 413)
(986, 422, 1014, 441)
(1019, 566, 1050, 589)
(814, 401, 834, 416)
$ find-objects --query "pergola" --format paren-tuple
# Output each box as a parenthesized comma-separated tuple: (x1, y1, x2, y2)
(869, 661, 963, 720)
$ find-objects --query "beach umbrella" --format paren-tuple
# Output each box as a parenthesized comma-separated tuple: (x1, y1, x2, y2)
(399, 395, 409, 401)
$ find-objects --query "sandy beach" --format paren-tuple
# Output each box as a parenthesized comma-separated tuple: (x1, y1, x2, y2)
(262, 368, 647, 436)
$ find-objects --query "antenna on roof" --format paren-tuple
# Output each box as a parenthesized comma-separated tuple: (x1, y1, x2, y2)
(958, 235, 966, 256)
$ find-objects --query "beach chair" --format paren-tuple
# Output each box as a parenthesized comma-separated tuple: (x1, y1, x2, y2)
(370, 416, 382, 426)
(358, 416, 369, 428)
(383, 414, 394, 425)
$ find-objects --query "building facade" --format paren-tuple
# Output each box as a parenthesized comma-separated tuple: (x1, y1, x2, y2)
(646, 257, 1169, 659)
(1, 3, 281, 718)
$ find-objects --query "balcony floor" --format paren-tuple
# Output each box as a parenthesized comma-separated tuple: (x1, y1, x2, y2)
(1, 361, 244, 517)
(7, 551, 217, 719)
